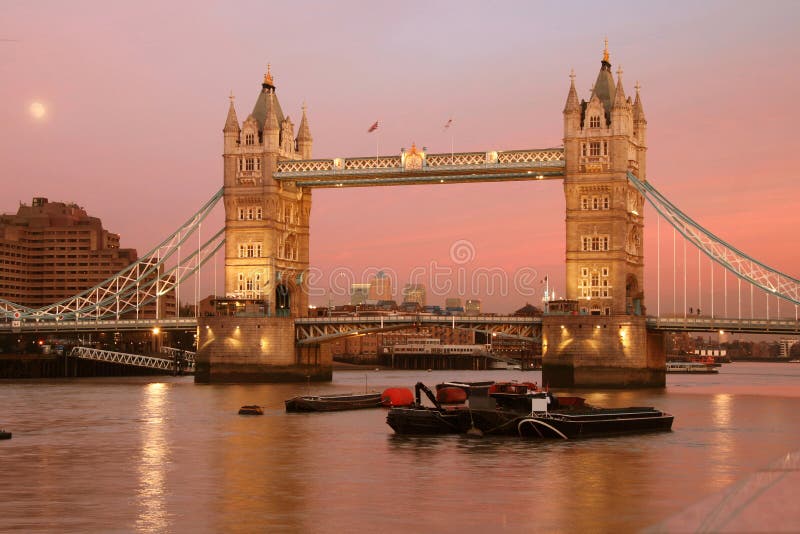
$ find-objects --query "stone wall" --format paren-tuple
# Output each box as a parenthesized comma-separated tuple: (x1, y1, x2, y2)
(542, 314, 665, 388)
(195, 316, 332, 383)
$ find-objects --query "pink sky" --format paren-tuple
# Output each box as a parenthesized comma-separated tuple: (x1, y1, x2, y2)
(1, 1, 799, 314)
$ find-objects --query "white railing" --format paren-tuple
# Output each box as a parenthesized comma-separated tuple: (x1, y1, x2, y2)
(69, 346, 194, 372)
(274, 148, 565, 177)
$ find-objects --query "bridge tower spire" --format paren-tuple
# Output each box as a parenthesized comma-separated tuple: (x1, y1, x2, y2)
(196, 66, 324, 383)
(544, 43, 660, 388)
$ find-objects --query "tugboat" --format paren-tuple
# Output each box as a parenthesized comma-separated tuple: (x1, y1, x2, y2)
(386, 381, 673, 439)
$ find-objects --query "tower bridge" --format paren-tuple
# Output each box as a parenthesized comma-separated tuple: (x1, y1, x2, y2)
(3, 44, 799, 385)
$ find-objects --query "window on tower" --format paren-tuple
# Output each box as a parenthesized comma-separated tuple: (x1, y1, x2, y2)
(579, 265, 611, 299)
(245, 133, 255, 146)
(589, 142, 601, 156)
(589, 115, 601, 128)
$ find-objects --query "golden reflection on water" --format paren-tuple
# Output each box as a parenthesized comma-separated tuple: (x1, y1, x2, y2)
(137, 382, 169, 532)
(712, 393, 732, 428)
(707, 393, 736, 488)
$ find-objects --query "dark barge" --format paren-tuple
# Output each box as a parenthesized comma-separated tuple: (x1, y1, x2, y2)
(386, 381, 673, 439)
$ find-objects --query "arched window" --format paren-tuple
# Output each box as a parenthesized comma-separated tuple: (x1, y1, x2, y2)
(276, 284, 290, 317)
(589, 115, 601, 128)
(245, 133, 255, 145)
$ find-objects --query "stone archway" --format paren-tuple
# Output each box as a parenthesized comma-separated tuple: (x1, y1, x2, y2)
(626, 274, 642, 315)
(276, 284, 291, 317)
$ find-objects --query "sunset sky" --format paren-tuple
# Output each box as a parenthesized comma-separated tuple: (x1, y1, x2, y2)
(2, 1, 799, 315)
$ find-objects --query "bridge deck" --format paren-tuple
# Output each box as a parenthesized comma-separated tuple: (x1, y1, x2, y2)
(2, 315, 796, 336)
(273, 148, 565, 188)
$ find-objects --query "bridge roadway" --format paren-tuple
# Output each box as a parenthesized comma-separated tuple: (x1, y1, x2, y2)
(2, 314, 798, 337)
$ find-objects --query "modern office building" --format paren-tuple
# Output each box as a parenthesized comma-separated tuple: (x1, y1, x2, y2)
(445, 297, 464, 315)
(350, 283, 371, 305)
(465, 299, 481, 315)
(402, 283, 426, 307)
(368, 271, 392, 302)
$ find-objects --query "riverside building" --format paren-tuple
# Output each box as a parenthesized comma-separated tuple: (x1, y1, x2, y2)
(0, 197, 171, 317)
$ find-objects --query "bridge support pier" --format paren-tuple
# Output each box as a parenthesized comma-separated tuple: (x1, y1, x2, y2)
(541, 315, 665, 388)
(195, 316, 332, 383)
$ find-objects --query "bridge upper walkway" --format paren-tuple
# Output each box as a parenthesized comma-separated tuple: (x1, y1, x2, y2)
(273, 148, 565, 188)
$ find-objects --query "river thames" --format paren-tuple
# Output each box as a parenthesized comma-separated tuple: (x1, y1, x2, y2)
(2, 362, 800, 532)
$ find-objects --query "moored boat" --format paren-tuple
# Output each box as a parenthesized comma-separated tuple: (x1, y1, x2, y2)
(238, 405, 264, 415)
(666, 361, 718, 374)
(0, 429, 11, 440)
(386, 381, 673, 439)
(285, 392, 384, 412)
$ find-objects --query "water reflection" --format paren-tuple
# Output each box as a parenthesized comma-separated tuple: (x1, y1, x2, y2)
(137, 382, 169, 532)
(3, 365, 800, 531)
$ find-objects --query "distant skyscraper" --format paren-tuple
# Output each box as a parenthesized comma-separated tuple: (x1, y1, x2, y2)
(350, 283, 371, 305)
(445, 297, 464, 315)
(368, 271, 392, 302)
(402, 284, 426, 306)
(465, 299, 481, 315)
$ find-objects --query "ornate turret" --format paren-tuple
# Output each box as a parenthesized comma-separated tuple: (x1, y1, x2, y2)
(563, 69, 581, 135)
(264, 91, 280, 152)
(223, 92, 240, 152)
(296, 103, 313, 159)
(633, 81, 647, 142)
(611, 67, 632, 135)
(262, 63, 275, 90)
(251, 65, 285, 134)
(224, 92, 240, 133)
(280, 116, 295, 154)
(590, 38, 616, 124)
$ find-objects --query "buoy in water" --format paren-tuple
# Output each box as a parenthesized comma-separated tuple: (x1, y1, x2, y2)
(381, 387, 414, 407)
(238, 405, 264, 415)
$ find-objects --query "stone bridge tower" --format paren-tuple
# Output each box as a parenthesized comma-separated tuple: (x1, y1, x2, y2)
(196, 67, 330, 383)
(542, 43, 664, 387)
(220, 66, 312, 315)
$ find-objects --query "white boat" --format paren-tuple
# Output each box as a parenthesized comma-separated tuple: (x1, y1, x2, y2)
(666, 361, 718, 374)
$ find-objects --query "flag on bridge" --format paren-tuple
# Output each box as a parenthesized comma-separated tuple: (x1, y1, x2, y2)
(443, 118, 453, 130)
(367, 120, 379, 133)
(541, 276, 548, 284)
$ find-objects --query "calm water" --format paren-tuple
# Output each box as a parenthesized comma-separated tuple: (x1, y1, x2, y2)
(2, 362, 800, 532)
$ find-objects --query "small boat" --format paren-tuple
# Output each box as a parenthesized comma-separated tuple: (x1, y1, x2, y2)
(0, 429, 11, 440)
(690, 356, 722, 367)
(238, 405, 264, 415)
(285, 392, 384, 412)
(386, 381, 673, 439)
(666, 361, 718, 374)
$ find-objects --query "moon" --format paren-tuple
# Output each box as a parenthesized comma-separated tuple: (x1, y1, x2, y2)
(29, 102, 46, 119)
